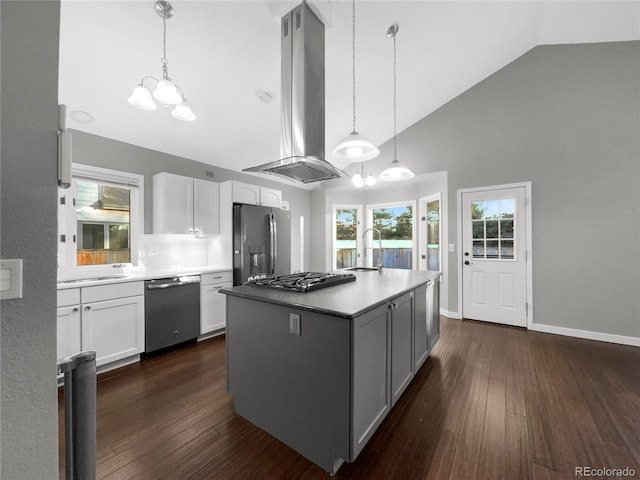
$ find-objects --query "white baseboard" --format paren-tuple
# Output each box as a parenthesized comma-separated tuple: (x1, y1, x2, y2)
(440, 309, 461, 319)
(529, 323, 640, 347)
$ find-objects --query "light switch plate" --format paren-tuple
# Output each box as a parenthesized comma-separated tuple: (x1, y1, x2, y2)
(0, 259, 23, 300)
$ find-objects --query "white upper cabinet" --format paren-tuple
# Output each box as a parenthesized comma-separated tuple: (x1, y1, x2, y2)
(194, 178, 220, 236)
(154, 172, 219, 235)
(231, 181, 282, 208)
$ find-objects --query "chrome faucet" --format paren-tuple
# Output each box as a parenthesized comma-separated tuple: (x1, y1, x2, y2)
(363, 228, 383, 272)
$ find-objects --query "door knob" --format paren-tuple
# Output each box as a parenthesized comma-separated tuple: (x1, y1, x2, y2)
(464, 252, 470, 256)
(464, 260, 473, 266)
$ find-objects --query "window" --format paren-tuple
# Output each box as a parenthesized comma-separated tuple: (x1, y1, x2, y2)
(421, 194, 441, 271)
(58, 165, 143, 274)
(471, 198, 515, 260)
(333, 205, 362, 270)
(367, 202, 416, 270)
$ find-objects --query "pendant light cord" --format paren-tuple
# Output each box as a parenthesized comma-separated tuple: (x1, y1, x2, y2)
(161, 14, 169, 80)
(392, 30, 398, 163)
(352, 0, 357, 133)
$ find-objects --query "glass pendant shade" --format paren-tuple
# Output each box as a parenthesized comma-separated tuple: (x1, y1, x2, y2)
(351, 172, 365, 188)
(171, 101, 196, 121)
(379, 160, 415, 182)
(128, 85, 157, 110)
(153, 79, 182, 105)
(364, 173, 377, 186)
(333, 132, 380, 162)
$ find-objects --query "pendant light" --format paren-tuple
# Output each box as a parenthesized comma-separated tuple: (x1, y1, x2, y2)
(332, 0, 379, 162)
(351, 162, 377, 188)
(379, 24, 414, 182)
(128, 1, 195, 121)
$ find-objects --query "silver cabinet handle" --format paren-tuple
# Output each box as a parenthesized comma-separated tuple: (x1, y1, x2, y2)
(84, 306, 91, 311)
(173, 330, 179, 335)
(72, 307, 79, 313)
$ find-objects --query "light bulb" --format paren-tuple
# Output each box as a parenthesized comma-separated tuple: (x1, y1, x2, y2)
(346, 146, 364, 157)
(365, 173, 377, 186)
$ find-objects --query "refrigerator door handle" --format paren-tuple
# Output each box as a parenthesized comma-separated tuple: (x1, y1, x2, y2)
(269, 212, 277, 275)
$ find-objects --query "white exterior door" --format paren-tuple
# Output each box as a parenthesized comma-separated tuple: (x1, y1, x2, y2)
(461, 185, 529, 327)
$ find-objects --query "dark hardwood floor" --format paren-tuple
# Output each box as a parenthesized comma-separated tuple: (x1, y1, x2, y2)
(59, 317, 640, 479)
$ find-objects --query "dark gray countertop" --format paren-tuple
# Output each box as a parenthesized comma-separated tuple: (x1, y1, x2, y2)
(219, 269, 441, 319)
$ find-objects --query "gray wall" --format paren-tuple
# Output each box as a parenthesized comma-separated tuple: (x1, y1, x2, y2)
(1, 1, 60, 477)
(70, 130, 312, 271)
(316, 41, 640, 339)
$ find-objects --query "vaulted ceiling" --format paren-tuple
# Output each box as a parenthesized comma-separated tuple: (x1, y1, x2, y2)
(59, 1, 639, 186)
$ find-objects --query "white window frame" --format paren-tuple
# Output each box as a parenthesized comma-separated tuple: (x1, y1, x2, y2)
(58, 164, 144, 278)
(332, 204, 363, 270)
(366, 200, 417, 270)
(419, 192, 442, 272)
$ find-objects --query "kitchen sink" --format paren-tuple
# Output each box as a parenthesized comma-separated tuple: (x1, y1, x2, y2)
(345, 267, 381, 272)
(59, 275, 128, 284)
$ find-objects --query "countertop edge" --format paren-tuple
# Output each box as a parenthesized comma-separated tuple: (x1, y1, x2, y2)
(220, 271, 441, 320)
(57, 266, 232, 290)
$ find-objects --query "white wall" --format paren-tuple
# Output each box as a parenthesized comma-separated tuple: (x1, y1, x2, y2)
(0, 1, 60, 477)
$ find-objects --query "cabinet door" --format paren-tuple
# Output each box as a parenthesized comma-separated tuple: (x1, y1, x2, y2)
(391, 291, 414, 406)
(153, 172, 194, 234)
(259, 187, 282, 208)
(82, 295, 144, 366)
(200, 281, 231, 334)
(414, 285, 428, 370)
(352, 305, 390, 460)
(194, 179, 220, 236)
(57, 305, 82, 360)
(427, 279, 440, 353)
(232, 181, 260, 205)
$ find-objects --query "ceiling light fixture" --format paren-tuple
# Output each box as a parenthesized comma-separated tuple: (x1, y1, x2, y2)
(351, 162, 377, 188)
(332, 0, 379, 162)
(379, 24, 414, 182)
(128, 1, 195, 122)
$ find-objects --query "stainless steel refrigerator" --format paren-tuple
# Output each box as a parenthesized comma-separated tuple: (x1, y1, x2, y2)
(233, 204, 291, 285)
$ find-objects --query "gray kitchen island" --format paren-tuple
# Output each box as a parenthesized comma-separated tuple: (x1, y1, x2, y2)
(219, 269, 441, 475)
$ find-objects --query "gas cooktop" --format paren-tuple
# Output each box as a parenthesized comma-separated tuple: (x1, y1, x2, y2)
(246, 272, 356, 293)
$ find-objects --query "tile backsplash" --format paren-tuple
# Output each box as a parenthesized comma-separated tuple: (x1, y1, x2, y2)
(139, 235, 211, 270)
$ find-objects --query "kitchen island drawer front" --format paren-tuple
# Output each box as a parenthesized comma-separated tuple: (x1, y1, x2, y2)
(82, 281, 144, 303)
(201, 271, 232, 286)
(57, 288, 80, 307)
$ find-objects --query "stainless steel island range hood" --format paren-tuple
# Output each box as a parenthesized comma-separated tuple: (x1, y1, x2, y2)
(243, 2, 343, 184)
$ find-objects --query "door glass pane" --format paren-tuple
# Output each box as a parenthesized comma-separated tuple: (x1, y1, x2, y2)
(500, 199, 515, 218)
(472, 221, 484, 239)
(372, 205, 413, 270)
(484, 200, 500, 219)
(76, 181, 130, 266)
(472, 202, 484, 220)
(500, 219, 513, 238)
(486, 240, 499, 258)
(473, 240, 485, 258)
(500, 240, 514, 259)
(426, 200, 440, 271)
(335, 208, 357, 269)
(485, 220, 499, 238)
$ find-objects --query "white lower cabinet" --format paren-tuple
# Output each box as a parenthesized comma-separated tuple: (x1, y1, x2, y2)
(57, 304, 82, 361)
(81, 295, 145, 366)
(57, 282, 145, 370)
(200, 271, 232, 335)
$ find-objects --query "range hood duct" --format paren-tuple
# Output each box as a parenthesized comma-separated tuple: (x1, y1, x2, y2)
(243, 2, 343, 184)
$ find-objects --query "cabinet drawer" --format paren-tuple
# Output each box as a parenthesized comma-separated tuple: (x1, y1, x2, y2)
(57, 288, 80, 307)
(82, 281, 145, 303)
(201, 271, 233, 286)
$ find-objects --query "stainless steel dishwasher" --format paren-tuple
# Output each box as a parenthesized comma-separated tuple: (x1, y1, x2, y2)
(144, 276, 200, 353)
